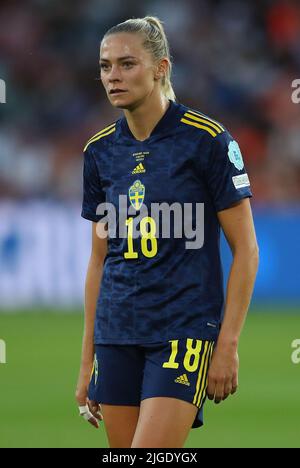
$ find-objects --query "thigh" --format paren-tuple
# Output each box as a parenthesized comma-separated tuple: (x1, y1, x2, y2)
(101, 404, 140, 448)
(88, 344, 144, 448)
(132, 338, 214, 447)
(131, 397, 198, 448)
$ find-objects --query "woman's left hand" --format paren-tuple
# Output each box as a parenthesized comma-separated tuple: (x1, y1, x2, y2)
(206, 343, 239, 404)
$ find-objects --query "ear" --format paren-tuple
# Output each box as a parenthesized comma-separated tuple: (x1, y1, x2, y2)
(154, 58, 169, 81)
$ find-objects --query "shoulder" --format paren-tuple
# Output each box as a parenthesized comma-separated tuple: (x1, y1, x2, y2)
(83, 120, 118, 153)
(179, 104, 229, 141)
(178, 104, 244, 168)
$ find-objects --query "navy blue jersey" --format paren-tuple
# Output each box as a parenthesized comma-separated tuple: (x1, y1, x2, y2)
(81, 99, 252, 344)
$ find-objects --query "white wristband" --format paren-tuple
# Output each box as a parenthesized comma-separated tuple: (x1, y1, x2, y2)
(79, 404, 94, 421)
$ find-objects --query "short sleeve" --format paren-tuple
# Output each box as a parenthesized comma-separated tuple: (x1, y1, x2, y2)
(81, 147, 106, 222)
(204, 130, 252, 212)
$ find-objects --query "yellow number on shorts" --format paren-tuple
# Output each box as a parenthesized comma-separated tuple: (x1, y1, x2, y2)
(124, 216, 157, 259)
(163, 339, 203, 372)
(183, 339, 202, 372)
(162, 340, 179, 369)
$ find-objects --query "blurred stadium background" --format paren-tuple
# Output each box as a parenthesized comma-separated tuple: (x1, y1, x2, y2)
(0, 0, 299, 448)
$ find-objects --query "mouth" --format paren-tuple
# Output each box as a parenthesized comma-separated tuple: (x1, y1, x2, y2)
(109, 89, 128, 95)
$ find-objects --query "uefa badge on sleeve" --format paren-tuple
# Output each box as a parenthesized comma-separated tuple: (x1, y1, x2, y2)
(228, 140, 244, 171)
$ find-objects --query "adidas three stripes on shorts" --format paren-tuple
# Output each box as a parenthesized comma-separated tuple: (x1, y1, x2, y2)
(88, 338, 215, 428)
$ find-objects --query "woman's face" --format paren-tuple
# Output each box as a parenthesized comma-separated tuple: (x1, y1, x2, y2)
(100, 32, 159, 109)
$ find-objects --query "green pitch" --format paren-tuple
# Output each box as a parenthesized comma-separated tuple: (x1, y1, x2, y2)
(0, 308, 299, 448)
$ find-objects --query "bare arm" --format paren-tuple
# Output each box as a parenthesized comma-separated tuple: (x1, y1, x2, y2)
(207, 198, 259, 404)
(75, 222, 107, 426)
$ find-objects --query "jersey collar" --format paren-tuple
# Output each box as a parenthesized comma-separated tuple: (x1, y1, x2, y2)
(119, 99, 180, 142)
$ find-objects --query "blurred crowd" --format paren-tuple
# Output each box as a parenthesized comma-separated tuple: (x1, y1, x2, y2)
(0, 0, 300, 205)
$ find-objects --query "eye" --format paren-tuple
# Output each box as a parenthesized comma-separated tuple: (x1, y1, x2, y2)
(100, 63, 110, 71)
(123, 62, 134, 69)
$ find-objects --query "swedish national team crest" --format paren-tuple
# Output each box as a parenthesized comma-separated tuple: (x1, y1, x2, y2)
(228, 140, 244, 171)
(129, 180, 145, 210)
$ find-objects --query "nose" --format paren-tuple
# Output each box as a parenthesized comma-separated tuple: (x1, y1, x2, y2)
(108, 64, 122, 82)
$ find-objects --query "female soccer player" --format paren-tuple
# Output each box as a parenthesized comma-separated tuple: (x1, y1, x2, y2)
(75, 16, 259, 448)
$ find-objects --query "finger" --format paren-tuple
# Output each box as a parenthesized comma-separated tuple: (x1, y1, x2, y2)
(88, 415, 100, 429)
(88, 400, 103, 420)
(231, 374, 239, 394)
(92, 408, 103, 420)
(223, 380, 232, 400)
(79, 404, 99, 428)
(206, 381, 216, 400)
(206, 374, 217, 400)
(214, 381, 225, 404)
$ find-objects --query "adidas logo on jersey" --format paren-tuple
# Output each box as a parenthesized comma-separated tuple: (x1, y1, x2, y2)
(132, 163, 146, 174)
(174, 373, 190, 386)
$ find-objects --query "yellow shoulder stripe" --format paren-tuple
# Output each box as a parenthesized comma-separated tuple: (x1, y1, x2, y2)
(84, 125, 116, 152)
(183, 112, 223, 134)
(180, 118, 217, 137)
(85, 123, 116, 145)
(187, 110, 225, 132)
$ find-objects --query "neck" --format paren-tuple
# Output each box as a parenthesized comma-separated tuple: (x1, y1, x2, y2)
(124, 94, 170, 141)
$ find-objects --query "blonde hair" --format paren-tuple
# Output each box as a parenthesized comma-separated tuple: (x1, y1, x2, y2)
(102, 16, 176, 101)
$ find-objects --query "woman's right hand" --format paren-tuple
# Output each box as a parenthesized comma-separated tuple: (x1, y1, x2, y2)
(75, 369, 103, 429)
(77, 223, 107, 428)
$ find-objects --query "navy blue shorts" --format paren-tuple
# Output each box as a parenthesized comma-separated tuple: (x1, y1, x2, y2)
(88, 338, 214, 429)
